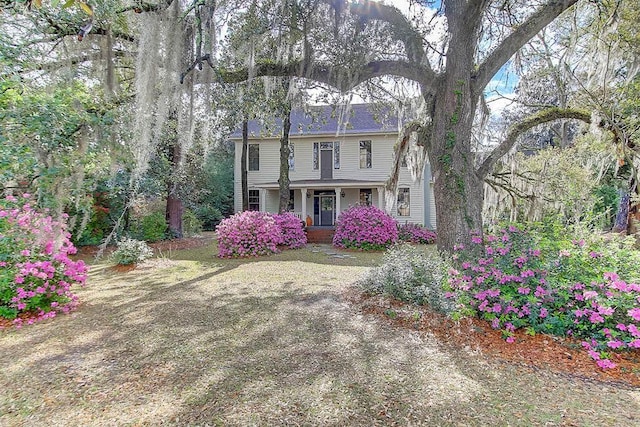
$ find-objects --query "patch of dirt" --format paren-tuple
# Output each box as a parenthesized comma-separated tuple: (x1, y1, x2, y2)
(347, 290, 640, 388)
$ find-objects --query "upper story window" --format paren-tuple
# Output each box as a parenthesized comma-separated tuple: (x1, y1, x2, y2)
(288, 143, 295, 170)
(313, 141, 340, 170)
(313, 142, 319, 170)
(397, 188, 410, 216)
(248, 144, 259, 171)
(359, 140, 372, 169)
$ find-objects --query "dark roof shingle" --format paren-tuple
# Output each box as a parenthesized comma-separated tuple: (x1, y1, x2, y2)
(231, 104, 399, 138)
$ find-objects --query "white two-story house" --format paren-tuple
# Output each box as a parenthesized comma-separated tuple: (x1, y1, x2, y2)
(232, 104, 437, 229)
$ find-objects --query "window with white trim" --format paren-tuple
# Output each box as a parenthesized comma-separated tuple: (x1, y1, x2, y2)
(359, 140, 372, 169)
(248, 190, 260, 211)
(288, 143, 295, 170)
(359, 189, 372, 206)
(248, 144, 259, 171)
(397, 188, 410, 216)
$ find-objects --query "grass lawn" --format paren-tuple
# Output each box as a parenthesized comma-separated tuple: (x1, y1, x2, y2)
(1, 240, 639, 425)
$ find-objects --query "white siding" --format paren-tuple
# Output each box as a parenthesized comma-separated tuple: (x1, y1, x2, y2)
(233, 134, 437, 229)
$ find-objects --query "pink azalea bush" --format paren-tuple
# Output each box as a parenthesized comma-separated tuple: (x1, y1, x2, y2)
(446, 225, 640, 370)
(333, 205, 398, 250)
(0, 194, 88, 327)
(216, 211, 306, 258)
(273, 212, 307, 249)
(398, 223, 437, 244)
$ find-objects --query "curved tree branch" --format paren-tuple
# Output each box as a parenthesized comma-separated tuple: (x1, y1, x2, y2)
(473, 0, 578, 96)
(345, 0, 428, 67)
(477, 107, 591, 178)
(211, 58, 436, 93)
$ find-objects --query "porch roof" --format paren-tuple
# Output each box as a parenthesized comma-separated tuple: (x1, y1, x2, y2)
(253, 179, 386, 190)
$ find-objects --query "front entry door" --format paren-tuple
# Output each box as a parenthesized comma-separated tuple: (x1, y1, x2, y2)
(320, 195, 334, 225)
(320, 150, 333, 180)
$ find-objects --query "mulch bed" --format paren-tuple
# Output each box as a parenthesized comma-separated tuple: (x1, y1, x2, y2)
(75, 233, 216, 259)
(347, 290, 640, 388)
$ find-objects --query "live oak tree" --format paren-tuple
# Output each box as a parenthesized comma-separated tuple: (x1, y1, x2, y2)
(204, 0, 582, 252)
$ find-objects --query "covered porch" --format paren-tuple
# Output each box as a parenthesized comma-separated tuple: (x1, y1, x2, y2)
(253, 179, 387, 227)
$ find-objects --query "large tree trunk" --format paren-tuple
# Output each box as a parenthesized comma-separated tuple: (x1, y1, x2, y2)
(278, 90, 292, 214)
(166, 139, 183, 238)
(241, 119, 249, 211)
(428, 7, 484, 253)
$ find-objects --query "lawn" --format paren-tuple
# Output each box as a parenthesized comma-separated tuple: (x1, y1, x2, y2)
(1, 241, 639, 425)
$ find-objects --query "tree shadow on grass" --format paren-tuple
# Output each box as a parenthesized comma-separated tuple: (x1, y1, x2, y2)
(1, 259, 638, 425)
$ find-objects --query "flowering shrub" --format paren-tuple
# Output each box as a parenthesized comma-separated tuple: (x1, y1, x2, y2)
(0, 194, 88, 327)
(446, 225, 640, 369)
(333, 205, 398, 250)
(360, 244, 455, 314)
(273, 213, 307, 249)
(398, 223, 437, 244)
(216, 211, 282, 257)
(111, 238, 154, 265)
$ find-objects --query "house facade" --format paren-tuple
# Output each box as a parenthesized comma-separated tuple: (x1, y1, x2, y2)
(232, 105, 436, 229)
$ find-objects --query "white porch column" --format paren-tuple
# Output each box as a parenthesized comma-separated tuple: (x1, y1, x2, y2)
(301, 188, 308, 221)
(334, 187, 342, 220)
(260, 189, 267, 212)
(377, 187, 386, 211)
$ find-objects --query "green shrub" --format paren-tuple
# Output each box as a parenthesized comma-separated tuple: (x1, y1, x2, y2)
(182, 209, 203, 237)
(134, 212, 167, 242)
(359, 244, 454, 314)
(111, 238, 154, 265)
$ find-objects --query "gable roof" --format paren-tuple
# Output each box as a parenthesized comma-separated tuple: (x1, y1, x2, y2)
(231, 104, 399, 139)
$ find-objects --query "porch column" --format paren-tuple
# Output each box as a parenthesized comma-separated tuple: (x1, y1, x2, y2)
(377, 187, 386, 212)
(260, 189, 267, 212)
(301, 188, 308, 221)
(334, 187, 342, 220)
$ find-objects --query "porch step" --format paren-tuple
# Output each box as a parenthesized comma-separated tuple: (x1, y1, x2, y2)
(306, 227, 335, 244)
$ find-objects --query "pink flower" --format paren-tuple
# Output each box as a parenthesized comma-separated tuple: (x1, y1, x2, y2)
(539, 308, 548, 319)
(506, 336, 515, 343)
(587, 349, 600, 360)
(597, 306, 615, 316)
(627, 308, 640, 322)
(603, 272, 619, 281)
(589, 312, 604, 323)
(583, 290, 598, 300)
(596, 359, 617, 370)
(607, 340, 624, 349)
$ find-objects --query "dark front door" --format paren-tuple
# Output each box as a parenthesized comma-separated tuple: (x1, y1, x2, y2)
(321, 149, 332, 180)
(320, 195, 334, 225)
